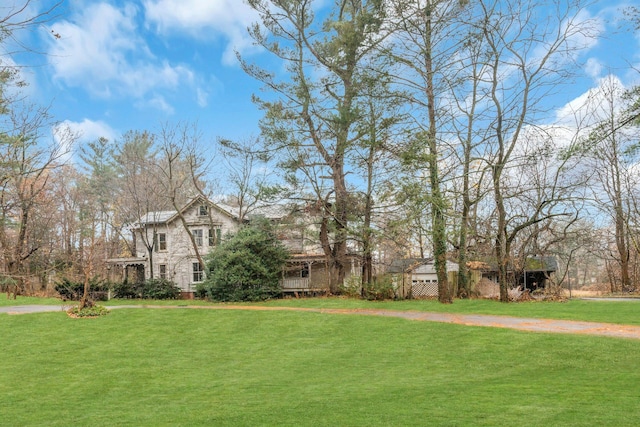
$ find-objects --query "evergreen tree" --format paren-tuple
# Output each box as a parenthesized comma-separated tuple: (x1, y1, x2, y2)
(202, 221, 289, 302)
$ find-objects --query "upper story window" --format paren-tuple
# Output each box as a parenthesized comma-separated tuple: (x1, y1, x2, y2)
(154, 232, 167, 252)
(192, 229, 203, 247)
(199, 205, 208, 216)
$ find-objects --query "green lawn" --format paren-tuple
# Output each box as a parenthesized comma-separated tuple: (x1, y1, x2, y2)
(0, 295, 66, 307)
(260, 297, 640, 325)
(1, 307, 639, 426)
(4, 295, 640, 325)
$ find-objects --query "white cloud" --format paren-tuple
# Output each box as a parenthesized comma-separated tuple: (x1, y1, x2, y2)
(57, 118, 118, 144)
(196, 87, 209, 108)
(46, 2, 194, 100)
(138, 95, 175, 114)
(584, 58, 603, 80)
(143, 0, 260, 65)
(53, 118, 117, 164)
(555, 74, 627, 128)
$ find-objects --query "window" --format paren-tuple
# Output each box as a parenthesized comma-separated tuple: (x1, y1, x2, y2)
(158, 233, 167, 251)
(159, 264, 167, 280)
(199, 205, 208, 216)
(192, 229, 203, 247)
(208, 228, 222, 246)
(192, 262, 204, 282)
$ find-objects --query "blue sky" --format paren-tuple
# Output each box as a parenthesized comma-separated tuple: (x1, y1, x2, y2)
(7, 0, 640, 153)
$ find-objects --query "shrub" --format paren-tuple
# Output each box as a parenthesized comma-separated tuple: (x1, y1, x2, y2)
(141, 279, 181, 300)
(55, 277, 110, 301)
(67, 304, 110, 318)
(340, 275, 362, 298)
(111, 280, 139, 299)
(362, 275, 395, 301)
(111, 278, 181, 300)
(202, 221, 290, 302)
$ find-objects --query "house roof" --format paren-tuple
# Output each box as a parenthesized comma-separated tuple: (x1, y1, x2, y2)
(132, 196, 294, 228)
(524, 256, 558, 272)
(466, 256, 558, 273)
(387, 258, 432, 274)
(248, 203, 293, 220)
(170, 196, 237, 223)
(137, 210, 177, 225)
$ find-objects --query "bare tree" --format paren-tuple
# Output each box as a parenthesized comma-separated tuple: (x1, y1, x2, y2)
(0, 1, 63, 57)
(113, 130, 164, 278)
(0, 102, 72, 296)
(582, 76, 640, 292)
(154, 122, 211, 272)
(218, 136, 283, 222)
(473, 0, 598, 301)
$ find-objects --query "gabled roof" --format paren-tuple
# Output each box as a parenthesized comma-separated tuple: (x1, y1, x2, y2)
(132, 196, 236, 228)
(175, 196, 238, 222)
(132, 196, 293, 228)
(248, 203, 293, 220)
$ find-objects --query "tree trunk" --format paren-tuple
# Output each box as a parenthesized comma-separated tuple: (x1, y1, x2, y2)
(424, 0, 451, 304)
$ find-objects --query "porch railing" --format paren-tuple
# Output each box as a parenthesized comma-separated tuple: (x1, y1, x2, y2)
(281, 277, 311, 291)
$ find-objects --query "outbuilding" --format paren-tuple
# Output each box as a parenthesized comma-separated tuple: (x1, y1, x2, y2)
(388, 258, 459, 298)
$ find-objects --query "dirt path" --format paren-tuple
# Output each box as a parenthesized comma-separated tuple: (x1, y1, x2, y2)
(3, 304, 640, 340)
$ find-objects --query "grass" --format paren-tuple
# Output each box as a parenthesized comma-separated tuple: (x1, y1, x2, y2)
(0, 295, 66, 307)
(260, 297, 640, 325)
(4, 294, 640, 325)
(1, 307, 640, 426)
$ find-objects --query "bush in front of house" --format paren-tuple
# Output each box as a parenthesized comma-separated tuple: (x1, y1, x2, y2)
(200, 221, 290, 302)
(340, 275, 362, 298)
(362, 275, 396, 301)
(111, 280, 139, 299)
(111, 278, 181, 300)
(55, 277, 110, 301)
(141, 278, 181, 299)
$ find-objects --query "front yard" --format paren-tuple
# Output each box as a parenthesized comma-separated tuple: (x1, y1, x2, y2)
(1, 299, 639, 425)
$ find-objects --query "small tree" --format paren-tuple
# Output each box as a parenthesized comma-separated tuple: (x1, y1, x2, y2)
(202, 221, 290, 302)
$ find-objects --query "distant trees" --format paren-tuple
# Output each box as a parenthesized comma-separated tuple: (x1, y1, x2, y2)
(0, 73, 73, 296)
(0, 0, 69, 296)
(582, 77, 640, 292)
(2, 0, 640, 302)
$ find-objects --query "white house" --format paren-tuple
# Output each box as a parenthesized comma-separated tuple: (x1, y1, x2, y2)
(108, 197, 240, 294)
(107, 196, 358, 296)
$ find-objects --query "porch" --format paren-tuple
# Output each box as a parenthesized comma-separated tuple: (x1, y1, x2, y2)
(280, 277, 328, 296)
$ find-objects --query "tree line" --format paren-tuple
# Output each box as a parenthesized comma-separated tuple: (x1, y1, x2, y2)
(1, 0, 639, 302)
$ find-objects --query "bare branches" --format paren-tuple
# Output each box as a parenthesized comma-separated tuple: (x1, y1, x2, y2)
(0, 1, 64, 57)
